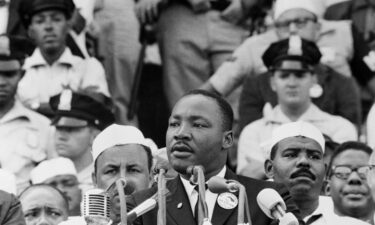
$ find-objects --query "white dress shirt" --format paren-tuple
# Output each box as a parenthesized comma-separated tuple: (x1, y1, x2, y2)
(180, 167, 226, 221)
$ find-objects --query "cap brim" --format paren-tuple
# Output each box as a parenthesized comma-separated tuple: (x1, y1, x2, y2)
(0, 60, 21, 71)
(52, 116, 88, 127)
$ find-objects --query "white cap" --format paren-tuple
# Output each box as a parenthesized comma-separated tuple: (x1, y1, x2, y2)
(269, 121, 325, 155)
(0, 169, 16, 194)
(30, 157, 78, 184)
(92, 124, 150, 162)
(273, 0, 325, 20)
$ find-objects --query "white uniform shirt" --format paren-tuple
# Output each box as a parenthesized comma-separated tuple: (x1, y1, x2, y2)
(18, 47, 110, 109)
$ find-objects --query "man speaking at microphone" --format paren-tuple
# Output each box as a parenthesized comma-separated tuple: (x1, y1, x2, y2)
(127, 89, 301, 225)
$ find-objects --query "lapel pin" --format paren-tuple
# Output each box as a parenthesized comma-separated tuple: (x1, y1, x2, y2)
(177, 203, 183, 209)
(217, 192, 238, 210)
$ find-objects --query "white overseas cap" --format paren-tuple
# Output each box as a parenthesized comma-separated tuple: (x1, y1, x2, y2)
(92, 124, 151, 163)
(0, 169, 17, 194)
(273, 0, 325, 20)
(269, 121, 325, 155)
(30, 157, 77, 184)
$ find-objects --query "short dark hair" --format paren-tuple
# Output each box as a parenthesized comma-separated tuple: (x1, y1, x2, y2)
(326, 141, 372, 178)
(94, 145, 153, 174)
(19, 184, 70, 210)
(183, 89, 234, 131)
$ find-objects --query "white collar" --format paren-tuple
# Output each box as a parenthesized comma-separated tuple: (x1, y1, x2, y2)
(23, 47, 81, 69)
(180, 166, 226, 197)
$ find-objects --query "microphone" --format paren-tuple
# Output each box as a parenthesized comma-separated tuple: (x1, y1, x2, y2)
(186, 165, 204, 185)
(256, 189, 298, 225)
(127, 194, 158, 223)
(206, 176, 240, 193)
(81, 189, 112, 225)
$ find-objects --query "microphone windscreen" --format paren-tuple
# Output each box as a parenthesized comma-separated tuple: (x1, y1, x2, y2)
(256, 188, 286, 219)
(207, 176, 229, 193)
(82, 189, 111, 218)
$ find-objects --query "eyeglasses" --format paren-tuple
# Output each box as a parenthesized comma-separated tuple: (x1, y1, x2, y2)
(331, 165, 375, 180)
(274, 17, 317, 30)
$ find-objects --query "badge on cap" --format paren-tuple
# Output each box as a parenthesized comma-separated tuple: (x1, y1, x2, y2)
(217, 192, 238, 210)
(288, 35, 302, 56)
(309, 83, 323, 98)
(58, 89, 73, 111)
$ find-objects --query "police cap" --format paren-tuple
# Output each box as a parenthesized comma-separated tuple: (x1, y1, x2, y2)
(49, 90, 115, 131)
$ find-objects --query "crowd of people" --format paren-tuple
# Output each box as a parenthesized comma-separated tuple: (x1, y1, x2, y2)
(3, 0, 375, 224)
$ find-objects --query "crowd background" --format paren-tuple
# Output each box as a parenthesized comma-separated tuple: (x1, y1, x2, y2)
(4, 0, 375, 224)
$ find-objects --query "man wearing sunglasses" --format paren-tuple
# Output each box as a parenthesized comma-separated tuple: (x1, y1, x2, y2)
(237, 35, 357, 179)
(326, 141, 375, 224)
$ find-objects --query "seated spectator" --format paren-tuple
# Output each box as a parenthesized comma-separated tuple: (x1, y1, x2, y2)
(326, 141, 374, 224)
(264, 121, 370, 224)
(30, 157, 82, 216)
(17, 0, 109, 116)
(49, 90, 115, 192)
(203, 0, 368, 126)
(237, 36, 357, 179)
(0, 34, 53, 193)
(19, 184, 69, 225)
(92, 124, 154, 223)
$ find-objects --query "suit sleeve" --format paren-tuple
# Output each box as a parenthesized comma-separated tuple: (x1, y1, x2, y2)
(1, 193, 26, 225)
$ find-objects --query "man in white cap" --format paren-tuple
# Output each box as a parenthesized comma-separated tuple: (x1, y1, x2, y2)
(237, 35, 357, 179)
(264, 121, 370, 225)
(30, 157, 82, 216)
(91, 124, 154, 222)
(202, 0, 368, 126)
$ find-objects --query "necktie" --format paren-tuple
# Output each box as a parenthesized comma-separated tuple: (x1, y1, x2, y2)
(193, 186, 204, 225)
(305, 214, 323, 225)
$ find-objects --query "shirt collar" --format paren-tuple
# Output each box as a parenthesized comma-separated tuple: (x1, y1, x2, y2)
(180, 166, 226, 197)
(264, 104, 325, 124)
(23, 47, 78, 69)
(0, 100, 31, 124)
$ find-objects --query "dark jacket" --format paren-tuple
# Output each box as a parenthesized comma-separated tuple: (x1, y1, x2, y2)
(126, 169, 302, 225)
(0, 190, 26, 225)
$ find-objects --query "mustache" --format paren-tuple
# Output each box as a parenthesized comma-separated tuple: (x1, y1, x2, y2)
(290, 168, 316, 180)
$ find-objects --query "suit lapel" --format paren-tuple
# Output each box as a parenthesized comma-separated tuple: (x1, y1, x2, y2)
(211, 169, 239, 225)
(166, 177, 196, 225)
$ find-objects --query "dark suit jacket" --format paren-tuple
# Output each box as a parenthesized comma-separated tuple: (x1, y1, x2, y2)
(126, 169, 302, 225)
(7, 0, 27, 37)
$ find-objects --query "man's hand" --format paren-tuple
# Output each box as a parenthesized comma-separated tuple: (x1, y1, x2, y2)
(135, 0, 162, 24)
(221, 0, 245, 24)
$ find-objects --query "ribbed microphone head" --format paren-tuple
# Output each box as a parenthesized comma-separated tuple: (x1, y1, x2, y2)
(256, 188, 286, 219)
(82, 189, 111, 225)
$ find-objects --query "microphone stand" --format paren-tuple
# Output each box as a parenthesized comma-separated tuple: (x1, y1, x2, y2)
(116, 178, 128, 225)
(157, 168, 167, 225)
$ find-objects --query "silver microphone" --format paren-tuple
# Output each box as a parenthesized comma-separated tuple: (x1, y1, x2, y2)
(256, 188, 298, 225)
(207, 176, 240, 193)
(81, 189, 112, 225)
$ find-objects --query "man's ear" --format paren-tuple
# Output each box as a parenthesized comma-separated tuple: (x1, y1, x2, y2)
(264, 159, 274, 179)
(324, 181, 331, 196)
(222, 130, 234, 149)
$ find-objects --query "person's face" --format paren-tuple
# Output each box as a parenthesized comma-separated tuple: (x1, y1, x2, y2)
(55, 126, 96, 160)
(327, 150, 374, 217)
(93, 145, 153, 223)
(265, 136, 325, 200)
(166, 94, 233, 178)
(21, 186, 69, 225)
(271, 61, 316, 108)
(0, 70, 23, 107)
(275, 8, 320, 41)
(44, 175, 81, 215)
(28, 10, 69, 54)
(93, 144, 152, 194)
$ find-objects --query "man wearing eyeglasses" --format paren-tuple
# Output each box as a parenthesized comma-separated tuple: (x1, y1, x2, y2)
(326, 141, 375, 224)
(237, 35, 357, 179)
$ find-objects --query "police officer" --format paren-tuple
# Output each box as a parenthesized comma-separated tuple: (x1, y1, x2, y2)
(49, 90, 115, 192)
